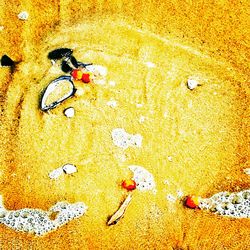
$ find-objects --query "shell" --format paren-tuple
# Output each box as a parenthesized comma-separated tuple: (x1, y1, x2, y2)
(62, 164, 77, 174)
(40, 76, 76, 112)
(48, 48, 73, 60)
(187, 79, 200, 90)
(64, 107, 75, 118)
(107, 194, 132, 226)
(18, 11, 29, 20)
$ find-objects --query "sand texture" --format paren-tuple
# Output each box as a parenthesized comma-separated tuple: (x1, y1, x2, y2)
(0, 0, 249, 249)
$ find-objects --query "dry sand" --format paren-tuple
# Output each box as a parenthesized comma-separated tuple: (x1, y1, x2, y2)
(0, 0, 249, 249)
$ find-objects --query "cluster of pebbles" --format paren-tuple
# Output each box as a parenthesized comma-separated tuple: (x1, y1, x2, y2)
(199, 190, 250, 218)
(0, 195, 87, 236)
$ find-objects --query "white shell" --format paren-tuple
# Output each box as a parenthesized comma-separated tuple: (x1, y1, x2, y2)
(62, 164, 77, 174)
(18, 11, 29, 20)
(49, 167, 64, 179)
(187, 79, 199, 90)
(64, 107, 75, 118)
(129, 165, 156, 191)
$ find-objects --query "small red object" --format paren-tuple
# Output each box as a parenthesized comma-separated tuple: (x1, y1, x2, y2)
(81, 73, 91, 83)
(122, 179, 136, 191)
(185, 195, 200, 209)
(71, 69, 83, 80)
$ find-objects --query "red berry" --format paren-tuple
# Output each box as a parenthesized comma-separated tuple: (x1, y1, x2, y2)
(81, 73, 91, 83)
(122, 180, 136, 191)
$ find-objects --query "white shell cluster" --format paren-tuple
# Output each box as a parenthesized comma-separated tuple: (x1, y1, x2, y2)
(111, 128, 143, 149)
(49, 164, 77, 179)
(17, 11, 29, 20)
(199, 190, 250, 218)
(129, 165, 156, 191)
(0, 195, 87, 236)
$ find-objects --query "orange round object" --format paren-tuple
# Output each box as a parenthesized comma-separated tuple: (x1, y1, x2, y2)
(122, 179, 136, 191)
(71, 69, 83, 80)
(185, 195, 200, 209)
(81, 73, 91, 83)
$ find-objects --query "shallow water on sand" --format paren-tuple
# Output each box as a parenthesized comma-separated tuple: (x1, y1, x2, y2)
(0, 20, 249, 249)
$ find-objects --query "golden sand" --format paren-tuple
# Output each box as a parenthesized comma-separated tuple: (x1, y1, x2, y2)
(0, 0, 249, 249)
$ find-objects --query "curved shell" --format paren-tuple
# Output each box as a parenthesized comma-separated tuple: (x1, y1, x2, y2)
(40, 76, 76, 112)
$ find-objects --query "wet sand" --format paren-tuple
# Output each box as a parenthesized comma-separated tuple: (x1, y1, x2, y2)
(0, 1, 249, 249)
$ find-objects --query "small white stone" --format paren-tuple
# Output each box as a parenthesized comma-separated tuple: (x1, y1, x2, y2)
(107, 100, 117, 108)
(64, 107, 75, 118)
(145, 61, 156, 68)
(18, 11, 29, 20)
(62, 164, 77, 174)
(243, 168, 250, 175)
(49, 167, 64, 179)
(109, 81, 116, 86)
(187, 79, 199, 90)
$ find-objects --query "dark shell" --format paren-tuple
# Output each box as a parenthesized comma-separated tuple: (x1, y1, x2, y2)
(61, 60, 73, 73)
(1, 55, 14, 67)
(48, 48, 73, 60)
(77, 62, 93, 68)
(70, 56, 79, 68)
(40, 76, 76, 112)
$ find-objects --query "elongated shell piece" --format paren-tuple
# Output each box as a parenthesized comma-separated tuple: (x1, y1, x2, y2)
(40, 76, 76, 112)
(107, 194, 132, 226)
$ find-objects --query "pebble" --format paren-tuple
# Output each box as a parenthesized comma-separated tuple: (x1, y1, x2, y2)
(18, 11, 29, 20)
(167, 156, 173, 162)
(62, 164, 77, 174)
(187, 79, 200, 90)
(64, 107, 75, 118)
(49, 167, 64, 179)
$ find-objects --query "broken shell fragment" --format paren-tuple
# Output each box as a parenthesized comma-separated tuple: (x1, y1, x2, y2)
(107, 194, 132, 226)
(62, 164, 77, 174)
(64, 107, 75, 118)
(40, 76, 76, 112)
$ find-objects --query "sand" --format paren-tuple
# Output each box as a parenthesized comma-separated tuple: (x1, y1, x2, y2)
(0, 0, 249, 249)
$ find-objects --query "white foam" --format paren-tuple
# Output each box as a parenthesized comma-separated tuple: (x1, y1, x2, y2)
(0, 195, 87, 236)
(129, 165, 156, 191)
(111, 128, 143, 149)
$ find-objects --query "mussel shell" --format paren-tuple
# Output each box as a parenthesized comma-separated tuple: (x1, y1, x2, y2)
(40, 76, 76, 112)
(48, 48, 73, 60)
(61, 60, 73, 73)
(0, 55, 14, 67)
